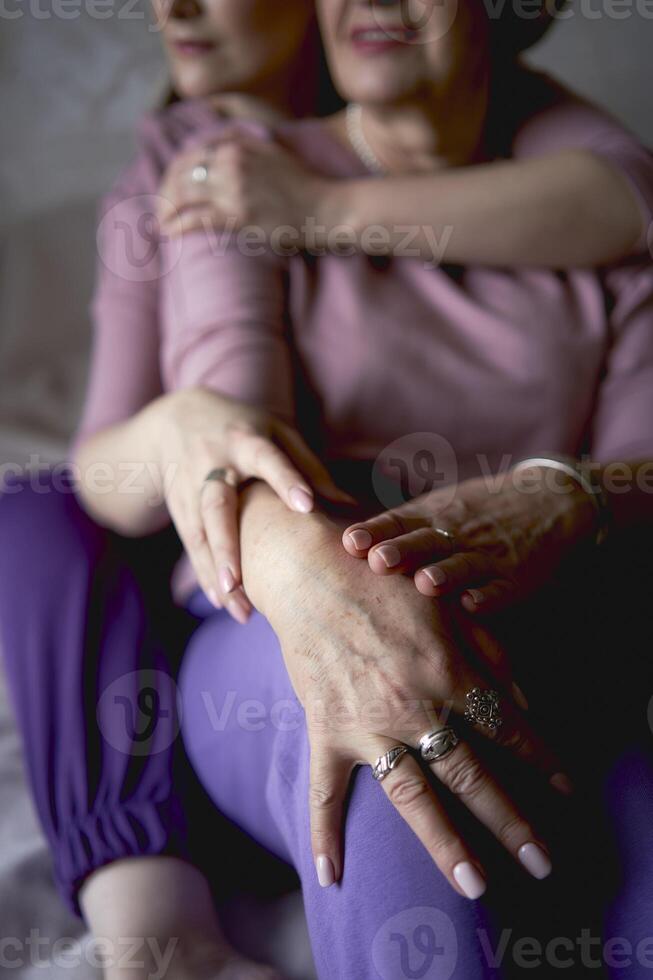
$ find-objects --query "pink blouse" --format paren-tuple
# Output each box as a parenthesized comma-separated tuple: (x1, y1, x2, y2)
(75, 68, 653, 481)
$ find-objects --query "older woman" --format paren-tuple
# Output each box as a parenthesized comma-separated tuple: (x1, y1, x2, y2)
(144, 0, 653, 976)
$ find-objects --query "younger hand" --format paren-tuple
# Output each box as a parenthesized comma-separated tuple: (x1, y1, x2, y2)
(151, 387, 352, 621)
(158, 131, 331, 242)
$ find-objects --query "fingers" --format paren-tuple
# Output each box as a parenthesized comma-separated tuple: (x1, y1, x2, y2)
(229, 430, 317, 515)
(426, 740, 553, 882)
(461, 578, 521, 614)
(342, 512, 421, 557)
(454, 614, 515, 694)
(366, 527, 458, 576)
(275, 424, 356, 506)
(414, 551, 495, 595)
(454, 683, 572, 795)
(375, 745, 487, 900)
(198, 474, 252, 624)
(309, 747, 353, 887)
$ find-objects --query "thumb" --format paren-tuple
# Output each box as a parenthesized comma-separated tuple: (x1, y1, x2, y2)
(277, 425, 356, 506)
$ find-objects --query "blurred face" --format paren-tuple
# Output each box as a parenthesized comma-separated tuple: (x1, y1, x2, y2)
(154, 0, 313, 100)
(316, 0, 489, 107)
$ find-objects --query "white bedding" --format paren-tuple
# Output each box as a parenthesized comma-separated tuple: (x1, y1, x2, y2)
(0, 6, 651, 975)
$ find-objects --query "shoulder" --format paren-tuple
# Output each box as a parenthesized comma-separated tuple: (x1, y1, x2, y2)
(99, 99, 227, 212)
(493, 63, 649, 159)
(275, 116, 367, 178)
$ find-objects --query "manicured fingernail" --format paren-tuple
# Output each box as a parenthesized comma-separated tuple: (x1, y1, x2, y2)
(228, 592, 251, 626)
(550, 772, 574, 796)
(207, 588, 221, 609)
(375, 544, 401, 568)
(289, 486, 314, 513)
(453, 862, 486, 900)
(349, 529, 372, 551)
(219, 566, 236, 595)
(463, 589, 485, 606)
(423, 565, 447, 588)
(316, 854, 336, 888)
(511, 682, 529, 711)
(518, 843, 552, 880)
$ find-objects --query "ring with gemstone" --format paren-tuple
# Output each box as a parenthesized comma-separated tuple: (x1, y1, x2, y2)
(464, 687, 503, 730)
(419, 726, 460, 763)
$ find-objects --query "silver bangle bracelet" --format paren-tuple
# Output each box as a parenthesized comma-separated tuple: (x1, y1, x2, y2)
(512, 455, 610, 546)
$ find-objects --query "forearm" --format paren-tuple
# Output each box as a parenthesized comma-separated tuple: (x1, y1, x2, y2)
(239, 481, 343, 619)
(71, 398, 169, 537)
(324, 150, 643, 268)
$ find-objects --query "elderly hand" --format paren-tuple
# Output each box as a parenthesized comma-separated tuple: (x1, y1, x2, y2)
(342, 466, 598, 614)
(241, 485, 572, 899)
(150, 387, 351, 622)
(157, 130, 332, 243)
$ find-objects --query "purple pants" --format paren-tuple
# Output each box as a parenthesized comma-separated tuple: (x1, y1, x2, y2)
(2, 474, 653, 979)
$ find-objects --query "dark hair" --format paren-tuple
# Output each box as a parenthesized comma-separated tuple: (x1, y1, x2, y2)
(491, 0, 567, 54)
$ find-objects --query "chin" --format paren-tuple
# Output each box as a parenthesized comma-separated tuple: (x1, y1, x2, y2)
(171, 67, 225, 101)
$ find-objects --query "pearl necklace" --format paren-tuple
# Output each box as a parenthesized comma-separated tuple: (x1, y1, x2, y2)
(345, 103, 386, 175)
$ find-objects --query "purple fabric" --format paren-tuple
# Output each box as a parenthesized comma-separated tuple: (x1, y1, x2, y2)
(0, 473, 199, 914)
(179, 600, 653, 980)
(2, 476, 653, 977)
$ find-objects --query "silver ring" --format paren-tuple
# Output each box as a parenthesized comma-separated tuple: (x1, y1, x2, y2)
(372, 745, 409, 782)
(464, 687, 503, 730)
(202, 467, 238, 489)
(432, 527, 455, 552)
(419, 726, 460, 763)
(191, 163, 209, 184)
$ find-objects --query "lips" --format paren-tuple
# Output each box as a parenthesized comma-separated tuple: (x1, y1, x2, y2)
(350, 25, 417, 52)
(170, 39, 215, 57)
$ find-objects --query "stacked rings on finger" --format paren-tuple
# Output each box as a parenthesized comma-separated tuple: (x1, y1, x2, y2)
(419, 726, 460, 763)
(191, 163, 210, 184)
(464, 687, 503, 730)
(372, 745, 409, 782)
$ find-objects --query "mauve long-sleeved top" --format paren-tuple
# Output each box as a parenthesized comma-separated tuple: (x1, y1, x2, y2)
(76, 67, 653, 482)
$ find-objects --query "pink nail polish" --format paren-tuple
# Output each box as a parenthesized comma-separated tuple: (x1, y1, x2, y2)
(518, 842, 552, 880)
(288, 486, 314, 513)
(375, 544, 401, 568)
(349, 529, 372, 551)
(228, 594, 250, 626)
(219, 566, 236, 595)
(550, 772, 574, 796)
(423, 565, 447, 588)
(453, 862, 486, 900)
(316, 854, 336, 888)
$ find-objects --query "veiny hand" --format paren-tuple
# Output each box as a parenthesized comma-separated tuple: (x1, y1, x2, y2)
(342, 468, 597, 615)
(150, 387, 352, 622)
(242, 490, 573, 900)
(157, 130, 331, 242)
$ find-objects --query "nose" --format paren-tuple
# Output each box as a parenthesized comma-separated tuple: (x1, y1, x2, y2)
(165, 0, 202, 20)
